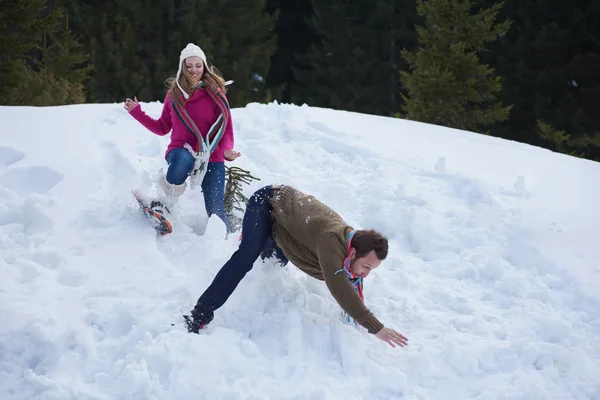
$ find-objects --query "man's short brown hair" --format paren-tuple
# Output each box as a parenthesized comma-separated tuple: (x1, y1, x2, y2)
(351, 229, 388, 260)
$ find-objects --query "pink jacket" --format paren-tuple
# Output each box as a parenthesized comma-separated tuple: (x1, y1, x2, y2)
(129, 88, 234, 162)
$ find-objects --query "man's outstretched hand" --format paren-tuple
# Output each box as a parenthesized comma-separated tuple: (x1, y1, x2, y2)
(375, 327, 409, 348)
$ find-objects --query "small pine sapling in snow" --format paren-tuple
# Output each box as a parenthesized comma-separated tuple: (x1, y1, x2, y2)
(224, 166, 260, 232)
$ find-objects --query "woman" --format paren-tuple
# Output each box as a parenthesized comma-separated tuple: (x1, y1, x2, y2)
(125, 43, 240, 233)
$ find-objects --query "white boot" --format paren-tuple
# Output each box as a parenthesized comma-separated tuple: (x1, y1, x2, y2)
(152, 176, 186, 215)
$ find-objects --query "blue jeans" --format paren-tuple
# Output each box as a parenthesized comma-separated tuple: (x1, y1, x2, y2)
(165, 147, 230, 231)
(191, 185, 288, 326)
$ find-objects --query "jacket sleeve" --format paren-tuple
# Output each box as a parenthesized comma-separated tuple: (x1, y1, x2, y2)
(215, 90, 234, 152)
(316, 233, 384, 334)
(128, 92, 173, 136)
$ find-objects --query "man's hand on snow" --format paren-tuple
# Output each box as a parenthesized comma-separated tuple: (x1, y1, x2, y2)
(375, 327, 408, 348)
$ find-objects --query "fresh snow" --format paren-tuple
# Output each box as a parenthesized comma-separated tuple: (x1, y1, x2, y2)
(1, 100, 599, 400)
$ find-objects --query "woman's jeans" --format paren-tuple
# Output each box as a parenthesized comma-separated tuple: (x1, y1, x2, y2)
(165, 147, 229, 231)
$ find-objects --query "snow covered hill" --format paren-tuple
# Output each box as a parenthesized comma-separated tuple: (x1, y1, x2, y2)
(1, 100, 599, 400)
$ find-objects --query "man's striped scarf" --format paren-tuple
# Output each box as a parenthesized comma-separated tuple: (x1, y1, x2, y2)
(334, 230, 365, 326)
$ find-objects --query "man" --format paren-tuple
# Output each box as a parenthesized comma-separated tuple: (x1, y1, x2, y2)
(185, 185, 408, 348)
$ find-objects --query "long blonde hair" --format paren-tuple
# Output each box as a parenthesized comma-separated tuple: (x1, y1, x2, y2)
(166, 59, 226, 109)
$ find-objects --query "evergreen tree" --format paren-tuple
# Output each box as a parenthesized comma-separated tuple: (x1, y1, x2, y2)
(265, 0, 313, 104)
(537, 121, 600, 161)
(399, 0, 512, 133)
(42, 11, 90, 90)
(185, 0, 279, 107)
(58, 0, 170, 102)
(60, 0, 277, 107)
(0, 0, 89, 105)
(292, 0, 417, 117)
(0, 0, 58, 102)
(292, 0, 371, 112)
(479, 0, 600, 161)
(7, 66, 86, 105)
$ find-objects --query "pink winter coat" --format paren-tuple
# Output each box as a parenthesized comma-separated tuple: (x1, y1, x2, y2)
(129, 88, 234, 162)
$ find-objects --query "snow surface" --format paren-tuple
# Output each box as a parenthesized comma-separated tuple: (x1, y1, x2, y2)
(1, 100, 599, 400)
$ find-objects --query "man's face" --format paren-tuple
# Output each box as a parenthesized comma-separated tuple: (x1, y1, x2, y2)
(349, 249, 382, 278)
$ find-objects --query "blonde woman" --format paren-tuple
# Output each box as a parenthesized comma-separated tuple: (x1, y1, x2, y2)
(125, 43, 240, 233)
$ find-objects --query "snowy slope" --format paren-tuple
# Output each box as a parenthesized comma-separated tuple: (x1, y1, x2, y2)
(1, 100, 599, 400)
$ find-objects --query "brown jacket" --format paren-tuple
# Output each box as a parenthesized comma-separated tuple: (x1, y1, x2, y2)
(270, 185, 384, 334)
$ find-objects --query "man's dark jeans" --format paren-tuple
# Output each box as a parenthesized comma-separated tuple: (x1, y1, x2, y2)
(191, 185, 288, 326)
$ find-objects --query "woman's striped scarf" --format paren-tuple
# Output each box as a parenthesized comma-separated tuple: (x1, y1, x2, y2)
(171, 81, 230, 187)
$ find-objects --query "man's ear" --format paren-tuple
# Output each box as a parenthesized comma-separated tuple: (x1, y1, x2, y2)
(349, 247, 356, 260)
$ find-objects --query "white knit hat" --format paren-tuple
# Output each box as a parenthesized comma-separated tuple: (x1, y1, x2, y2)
(176, 43, 207, 99)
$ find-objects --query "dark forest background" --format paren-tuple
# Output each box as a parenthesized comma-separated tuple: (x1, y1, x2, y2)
(2, 0, 599, 161)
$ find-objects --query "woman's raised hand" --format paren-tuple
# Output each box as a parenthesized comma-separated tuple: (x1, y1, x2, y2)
(124, 96, 139, 112)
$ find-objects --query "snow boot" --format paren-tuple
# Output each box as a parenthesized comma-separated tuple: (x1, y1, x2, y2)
(184, 315, 206, 334)
(153, 176, 186, 215)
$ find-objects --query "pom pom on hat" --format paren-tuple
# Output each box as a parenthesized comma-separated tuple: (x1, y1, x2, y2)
(176, 43, 208, 99)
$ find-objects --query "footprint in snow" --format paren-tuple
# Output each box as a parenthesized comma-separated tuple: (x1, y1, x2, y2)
(0, 165, 63, 197)
(56, 271, 88, 288)
(0, 146, 25, 169)
(28, 249, 67, 270)
(0, 202, 53, 235)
